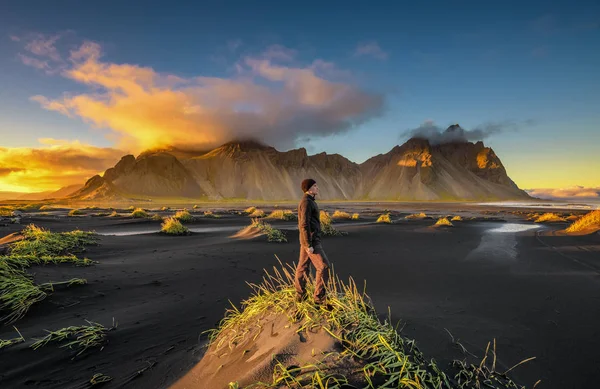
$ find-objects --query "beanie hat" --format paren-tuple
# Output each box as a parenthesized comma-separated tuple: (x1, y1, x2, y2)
(301, 178, 316, 193)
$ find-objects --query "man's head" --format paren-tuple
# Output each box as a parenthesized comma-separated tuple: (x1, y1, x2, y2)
(301, 178, 319, 197)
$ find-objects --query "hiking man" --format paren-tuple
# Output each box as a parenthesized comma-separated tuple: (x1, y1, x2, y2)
(294, 178, 331, 304)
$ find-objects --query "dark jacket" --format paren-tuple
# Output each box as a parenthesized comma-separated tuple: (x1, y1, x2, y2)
(298, 193, 321, 247)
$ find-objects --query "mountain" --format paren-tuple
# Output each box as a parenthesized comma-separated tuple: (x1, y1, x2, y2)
(65, 127, 530, 201)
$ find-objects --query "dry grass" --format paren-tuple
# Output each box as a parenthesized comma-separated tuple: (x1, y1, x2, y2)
(68, 209, 83, 216)
(376, 213, 392, 224)
(108, 210, 119, 217)
(332, 210, 352, 219)
(246, 219, 287, 242)
(351, 213, 360, 220)
(160, 217, 189, 235)
(204, 210, 221, 218)
(451, 215, 463, 221)
(39, 205, 54, 211)
(565, 210, 600, 233)
(534, 213, 567, 223)
(434, 217, 453, 227)
(244, 206, 257, 214)
(130, 208, 148, 218)
(174, 209, 193, 222)
(267, 210, 297, 221)
(320, 210, 345, 236)
(248, 209, 265, 218)
(406, 212, 427, 219)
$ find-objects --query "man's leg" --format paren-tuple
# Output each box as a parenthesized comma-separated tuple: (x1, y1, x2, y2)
(310, 244, 331, 303)
(294, 246, 311, 300)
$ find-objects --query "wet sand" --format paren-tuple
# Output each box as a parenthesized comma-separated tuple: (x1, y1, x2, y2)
(0, 206, 599, 388)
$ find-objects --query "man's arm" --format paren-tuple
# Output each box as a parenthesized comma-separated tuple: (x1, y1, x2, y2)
(298, 199, 312, 248)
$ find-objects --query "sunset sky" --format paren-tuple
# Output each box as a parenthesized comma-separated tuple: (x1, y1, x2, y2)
(0, 1, 599, 194)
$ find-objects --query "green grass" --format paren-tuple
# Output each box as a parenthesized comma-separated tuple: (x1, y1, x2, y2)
(10, 224, 97, 257)
(31, 319, 116, 356)
(130, 208, 149, 218)
(213, 263, 533, 389)
(161, 217, 190, 235)
(376, 213, 392, 224)
(174, 209, 194, 222)
(266, 209, 297, 221)
(246, 219, 287, 242)
(0, 327, 25, 350)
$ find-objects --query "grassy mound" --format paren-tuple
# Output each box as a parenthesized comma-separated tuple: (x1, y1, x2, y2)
(10, 224, 97, 257)
(376, 213, 392, 224)
(0, 225, 96, 323)
(332, 210, 351, 219)
(150, 214, 163, 221)
(267, 209, 297, 221)
(451, 216, 463, 222)
(108, 210, 119, 217)
(204, 210, 221, 218)
(198, 264, 530, 389)
(434, 217, 453, 227)
(249, 209, 266, 218)
(406, 212, 427, 219)
(565, 210, 600, 233)
(130, 208, 148, 218)
(68, 209, 83, 216)
(160, 217, 190, 235)
(244, 206, 257, 214)
(320, 211, 345, 236)
(235, 219, 287, 242)
(351, 213, 360, 220)
(534, 213, 567, 223)
(174, 209, 193, 222)
(39, 205, 54, 211)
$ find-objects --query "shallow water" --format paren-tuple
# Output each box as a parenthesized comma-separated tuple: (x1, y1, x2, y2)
(466, 223, 541, 262)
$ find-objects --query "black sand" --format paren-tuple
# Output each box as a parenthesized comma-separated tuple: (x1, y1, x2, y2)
(1, 206, 599, 388)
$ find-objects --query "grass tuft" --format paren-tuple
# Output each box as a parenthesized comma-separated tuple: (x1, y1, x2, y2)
(204, 210, 221, 218)
(534, 213, 567, 223)
(90, 373, 113, 385)
(406, 212, 427, 219)
(31, 319, 116, 356)
(10, 224, 97, 257)
(332, 210, 352, 219)
(161, 217, 190, 235)
(248, 209, 266, 218)
(320, 211, 345, 236)
(130, 208, 148, 218)
(565, 210, 600, 233)
(351, 213, 360, 220)
(376, 213, 392, 224)
(174, 209, 194, 222)
(39, 205, 54, 211)
(151, 214, 164, 221)
(434, 217, 453, 227)
(244, 206, 257, 214)
(451, 216, 463, 222)
(109, 210, 119, 217)
(267, 210, 297, 221)
(0, 326, 25, 350)
(68, 209, 83, 216)
(245, 219, 288, 242)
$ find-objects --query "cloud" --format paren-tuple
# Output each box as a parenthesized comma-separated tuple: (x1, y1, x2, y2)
(0, 140, 124, 192)
(400, 120, 525, 145)
(15, 32, 68, 74)
(525, 186, 600, 199)
(27, 40, 384, 152)
(354, 41, 388, 60)
(9, 35, 21, 42)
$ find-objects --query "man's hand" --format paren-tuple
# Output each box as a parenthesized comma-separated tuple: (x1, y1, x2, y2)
(306, 247, 314, 255)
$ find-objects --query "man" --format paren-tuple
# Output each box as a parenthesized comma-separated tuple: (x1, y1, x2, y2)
(294, 178, 331, 304)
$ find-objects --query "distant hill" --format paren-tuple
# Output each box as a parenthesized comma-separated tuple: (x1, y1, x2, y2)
(65, 125, 530, 201)
(0, 184, 82, 201)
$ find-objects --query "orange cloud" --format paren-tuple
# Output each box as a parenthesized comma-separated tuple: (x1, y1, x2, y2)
(526, 186, 600, 199)
(27, 40, 383, 152)
(0, 140, 124, 192)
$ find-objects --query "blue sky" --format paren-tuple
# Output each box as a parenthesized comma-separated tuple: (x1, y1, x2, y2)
(0, 0, 599, 191)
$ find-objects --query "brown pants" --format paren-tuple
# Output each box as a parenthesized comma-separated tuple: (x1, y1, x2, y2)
(294, 244, 330, 302)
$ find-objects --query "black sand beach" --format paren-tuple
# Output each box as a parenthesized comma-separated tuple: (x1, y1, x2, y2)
(1, 205, 599, 388)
